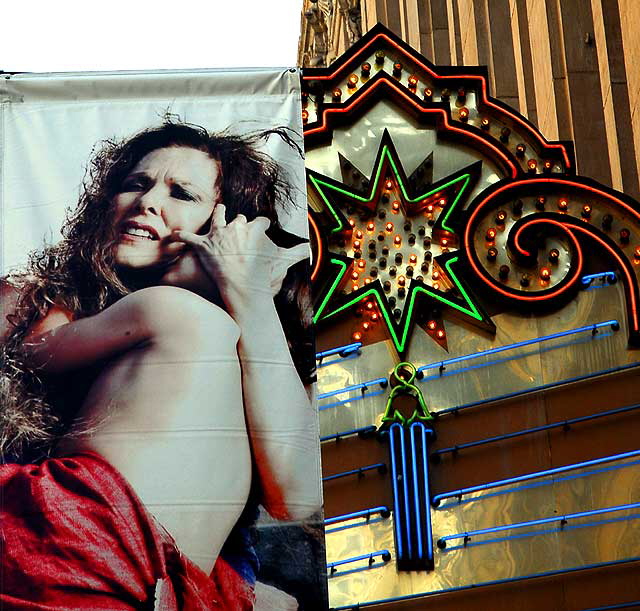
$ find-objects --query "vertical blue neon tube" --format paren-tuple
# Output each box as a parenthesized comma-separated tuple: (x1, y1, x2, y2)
(388, 423, 404, 560)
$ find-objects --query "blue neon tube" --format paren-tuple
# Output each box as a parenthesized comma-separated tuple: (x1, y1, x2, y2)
(418, 320, 619, 375)
(397, 424, 413, 559)
(576, 602, 640, 611)
(316, 342, 362, 359)
(410, 424, 423, 561)
(388, 423, 404, 560)
(412, 422, 434, 563)
(328, 556, 640, 610)
(327, 549, 391, 570)
(581, 271, 616, 285)
(318, 376, 388, 400)
(324, 506, 390, 526)
(432, 403, 640, 458)
(432, 448, 640, 506)
(322, 462, 386, 482)
(320, 425, 377, 442)
(437, 361, 640, 416)
(437, 500, 640, 547)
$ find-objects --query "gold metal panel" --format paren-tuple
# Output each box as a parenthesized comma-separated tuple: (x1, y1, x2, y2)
(326, 461, 640, 607)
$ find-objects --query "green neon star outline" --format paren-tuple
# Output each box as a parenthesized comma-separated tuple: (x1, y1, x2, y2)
(308, 145, 471, 234)
(317, 256, 483, 354)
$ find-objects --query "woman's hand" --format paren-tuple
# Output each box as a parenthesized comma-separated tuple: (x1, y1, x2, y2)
(169, 204, 309, 316)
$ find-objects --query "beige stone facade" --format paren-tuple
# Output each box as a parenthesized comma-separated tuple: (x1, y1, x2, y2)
(298, 0, 640, 199)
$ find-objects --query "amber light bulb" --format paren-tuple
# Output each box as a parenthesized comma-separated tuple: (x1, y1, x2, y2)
(409, 254, 417, 264)
(540, 267, 551, 281)
(527, 159, 538, 173)
(332, 88, 342, 100)
(355, 229, 363, 239)
(353, 240, 361, 249)
(301, 110, 309, 123)
(427, 320, 437, 330)
(392, 201, 401, 213)
(352, 331, 362, 341)
(366, 301, 375, 310)
(481, 118, 490, 130)
(582, 204, 592, 218)
(496, 210, 507, 224)
(634, 247, 640, 261)
(459, 107, 469, 121)
(351, 271, 359, 280)
(358, 259, 366, 269)
(371, 312, 380, 322)
(486, 227, 497, 241)
(398, 275, 406, 287)
(364, 278, 372, 285)
(558, 198, 569, 211)
(394, 235, 402, 245)
(436, 329, 445, 339)
(347, 74, 359, 88)
(620, 228, 631, 244)
(426, 204, 435, 213)
(432, 271, 440, 281)
(440, 238, 449, 247)
(362, 322, 371, 331)
(348, 218, 356, 227)
(408, 75, 418, 88)
(549, 248, 560, 263)
(385, 222, 394, 232)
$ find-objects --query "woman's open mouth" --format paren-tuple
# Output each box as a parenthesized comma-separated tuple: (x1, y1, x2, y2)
(120, 221, 160, 242)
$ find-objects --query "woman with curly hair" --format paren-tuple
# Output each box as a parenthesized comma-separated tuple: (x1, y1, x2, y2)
(0, 120, 320, 610)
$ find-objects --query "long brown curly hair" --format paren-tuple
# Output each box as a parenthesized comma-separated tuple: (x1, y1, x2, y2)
(1, 119, 314, 463)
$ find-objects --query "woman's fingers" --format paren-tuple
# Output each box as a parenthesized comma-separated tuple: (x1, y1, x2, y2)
(279, 242, 310, 266)
(209, 203, 227, 233)
(270, 243, 310, 294)
(171, 229, 203, 248)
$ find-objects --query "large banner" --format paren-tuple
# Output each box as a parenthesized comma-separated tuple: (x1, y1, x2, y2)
(0, 69, 326, 610)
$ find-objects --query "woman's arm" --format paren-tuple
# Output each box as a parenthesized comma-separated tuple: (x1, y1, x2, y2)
(172, 206, 322, 521)
(23, 287, 184, 373)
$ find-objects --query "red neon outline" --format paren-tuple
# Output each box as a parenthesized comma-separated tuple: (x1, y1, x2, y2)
(571, 225, 638, 329)
(471, 217, 583, 302)
(463, 179, 639, 330)
(303, 32, 571, 168)
(308, 212, 324, 282)
(305, 77, 519, 179)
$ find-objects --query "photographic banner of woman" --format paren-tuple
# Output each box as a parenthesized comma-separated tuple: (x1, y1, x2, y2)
(0, 69, 327, 610)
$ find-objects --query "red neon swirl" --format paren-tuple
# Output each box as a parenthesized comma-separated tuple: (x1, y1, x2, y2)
(303, 32, 571, 168)
(490, 218, 583, 301)
(570, 225, 638, 329)
(304, 77, 518, 179)
(308, 211, 324, 283)
(464, 180, 639, 331)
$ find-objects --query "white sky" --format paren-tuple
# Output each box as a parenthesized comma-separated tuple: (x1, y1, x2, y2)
(1, 1, 303, 72)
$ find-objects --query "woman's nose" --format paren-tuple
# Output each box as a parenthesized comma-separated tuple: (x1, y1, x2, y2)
(137, 190, 161, 215)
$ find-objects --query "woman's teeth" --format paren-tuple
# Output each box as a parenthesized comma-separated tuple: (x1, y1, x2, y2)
(124, 227, 155, 240)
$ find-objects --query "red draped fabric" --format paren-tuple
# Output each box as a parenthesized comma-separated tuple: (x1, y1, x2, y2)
(0, 453, 255, 610)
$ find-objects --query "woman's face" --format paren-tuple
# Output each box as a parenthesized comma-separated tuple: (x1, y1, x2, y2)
(113, 146, 219, 269)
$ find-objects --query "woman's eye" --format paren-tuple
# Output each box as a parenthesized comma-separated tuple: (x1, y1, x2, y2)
(171, 185, 196, 202)
(122, 178, 146, 192)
